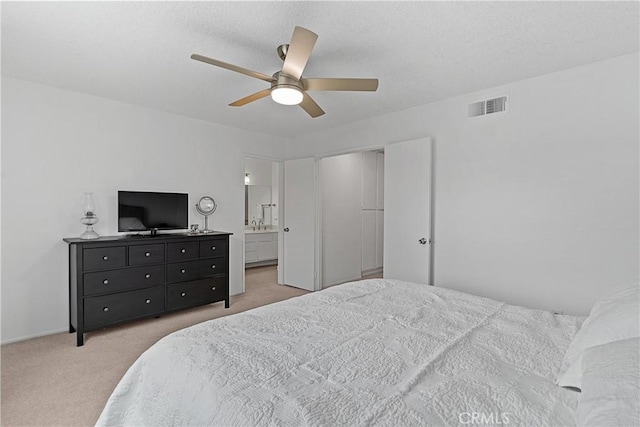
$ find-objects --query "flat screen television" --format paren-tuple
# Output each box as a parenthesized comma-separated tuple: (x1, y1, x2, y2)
(118, 191, 188, 234)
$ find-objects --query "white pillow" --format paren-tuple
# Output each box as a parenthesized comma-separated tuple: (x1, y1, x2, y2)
(574, 337, 639, 426)
(557, 283, 640, 388)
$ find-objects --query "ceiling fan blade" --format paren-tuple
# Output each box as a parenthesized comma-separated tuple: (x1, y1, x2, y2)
(281, 26, 318, 80)
(229, 89, 272, 107)
(299, 92, 325, 118)
(191, 54, 275, 83)
(303, 78, 379, 92)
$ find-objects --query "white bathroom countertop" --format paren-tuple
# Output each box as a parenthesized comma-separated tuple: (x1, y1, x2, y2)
(245, 228, 278, 234)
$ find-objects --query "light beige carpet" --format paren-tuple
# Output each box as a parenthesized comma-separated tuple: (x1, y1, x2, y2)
(1, 266, 308, 426)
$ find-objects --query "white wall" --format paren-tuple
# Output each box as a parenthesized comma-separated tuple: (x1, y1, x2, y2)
(320, 153, 363, 287)
(244, 158, 273, 186)
(1, 77, 286, 343)
(288, 52, 640, 315)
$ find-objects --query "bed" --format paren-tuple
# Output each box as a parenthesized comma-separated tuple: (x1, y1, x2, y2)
(96, 278, 595, 426)
(97, 279, 637, 426)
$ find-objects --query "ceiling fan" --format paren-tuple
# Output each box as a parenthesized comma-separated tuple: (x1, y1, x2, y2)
(191, 26, 379, 118)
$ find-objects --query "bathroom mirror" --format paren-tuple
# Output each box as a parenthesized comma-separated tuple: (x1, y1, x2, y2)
(245, 185, 272, 226)
(244, 157, 279, 228)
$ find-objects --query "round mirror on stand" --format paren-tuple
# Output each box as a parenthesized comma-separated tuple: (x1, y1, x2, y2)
(196, 196, 217, 234)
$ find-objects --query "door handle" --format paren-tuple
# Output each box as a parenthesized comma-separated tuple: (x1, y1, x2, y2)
(418, 238, 428, 245)
(284, 227, 290, 232)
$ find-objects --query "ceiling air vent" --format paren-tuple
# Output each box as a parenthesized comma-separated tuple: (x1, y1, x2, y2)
(468, 96, 508, 118)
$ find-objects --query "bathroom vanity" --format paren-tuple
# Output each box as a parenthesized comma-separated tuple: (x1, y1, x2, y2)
(245, 229, 278, 266)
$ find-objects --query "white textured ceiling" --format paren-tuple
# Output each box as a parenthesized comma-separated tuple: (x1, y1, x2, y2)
(2, 1, 638, 138)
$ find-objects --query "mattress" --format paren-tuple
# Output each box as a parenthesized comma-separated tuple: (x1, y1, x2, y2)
(97, 279, 583, 426)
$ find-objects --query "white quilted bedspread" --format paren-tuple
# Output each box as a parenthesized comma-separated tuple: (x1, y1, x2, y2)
(97, 279, 583, 426)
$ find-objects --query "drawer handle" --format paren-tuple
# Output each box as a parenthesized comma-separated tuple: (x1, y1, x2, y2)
(181, 292, 186, 297)
(180, 249, 186, 254)
(103, 279, 109, 285)
(211, 265, 216, 269)
(145, 274, 151, 279)
(181, 269, 186, 274)
(103, 307, 109, 312)
(211, 286, 216, 291)
(211, 246, 216, 250)
(145, 299, 151, 304)
(145, 252, 151, 257)
(103, 256, 109, 261)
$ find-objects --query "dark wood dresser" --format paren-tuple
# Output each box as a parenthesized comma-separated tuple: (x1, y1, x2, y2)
(63, 232, 232, 346)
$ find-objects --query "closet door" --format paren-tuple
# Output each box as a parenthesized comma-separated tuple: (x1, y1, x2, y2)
(376, 152, 385, 268)
(376, 152, 385, 210)
(362, 151, 383, 274)
(283, 158, 316, 291)
(384, 138, 432, 284)
(361, 211, 377, 272)
(321, 153, 363, 287)
(375, 210, 384, 268)
(362, 151, 377, 210)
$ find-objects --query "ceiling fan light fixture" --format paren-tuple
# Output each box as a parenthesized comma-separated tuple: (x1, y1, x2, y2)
(192, 26, 377, 117)
(271, 86, 303, 105)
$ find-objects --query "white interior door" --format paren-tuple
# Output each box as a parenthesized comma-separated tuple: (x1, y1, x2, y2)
(362, 211, 377, 272)
(384, 137, 432, 284)
(283, 158, 316, 291)
(320, 153, 363, 287)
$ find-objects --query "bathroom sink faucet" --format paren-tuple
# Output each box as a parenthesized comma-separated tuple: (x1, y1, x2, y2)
(251, 219, 257, 231)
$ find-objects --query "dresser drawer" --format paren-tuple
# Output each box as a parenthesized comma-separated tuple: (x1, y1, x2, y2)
(84, 265, 165, 296)
(167, 241, 200, 262)
(129, 244, 165, 266)
(199, 238, 228, 259)
(84, 286, 164, 329)
(83, 247, 126, 271)
(167, 277, 227, 310)
(167, 258, 228, 283)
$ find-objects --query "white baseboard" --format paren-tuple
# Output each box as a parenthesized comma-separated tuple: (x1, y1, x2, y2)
(362, 267, 383, 276)
(245, 259, 278, 268)
(322, 275, 364, 289)
(1, 327, 69, 345)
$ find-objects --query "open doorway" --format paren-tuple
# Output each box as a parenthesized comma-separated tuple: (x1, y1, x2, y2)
(319, 149, 384, 289)
(244, 158, 279, 282)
